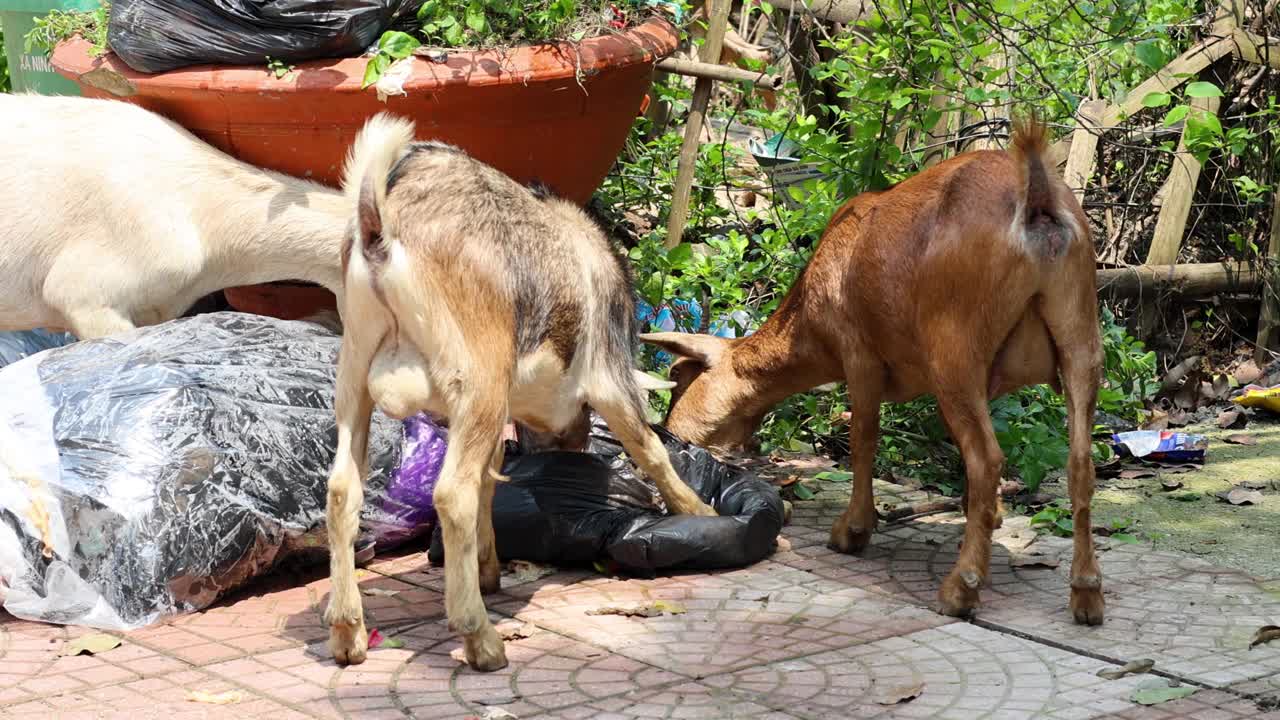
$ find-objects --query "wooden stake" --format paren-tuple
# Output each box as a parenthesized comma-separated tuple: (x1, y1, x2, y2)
(1138, 94, 1222, 334)
(1063, 99, 1106, 203)
(1256, 193, 1280, 363)
(1147, 95, 1222, 266)
(665, 0, 732, 249)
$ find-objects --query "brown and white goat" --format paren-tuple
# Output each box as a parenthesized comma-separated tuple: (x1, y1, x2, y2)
(643, 119, 1105, 624)
(324, 113, 716, 671)
(0, 94, 347, 339)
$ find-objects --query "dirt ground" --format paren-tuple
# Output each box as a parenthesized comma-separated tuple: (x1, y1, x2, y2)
(1075, 415, 1280, 579)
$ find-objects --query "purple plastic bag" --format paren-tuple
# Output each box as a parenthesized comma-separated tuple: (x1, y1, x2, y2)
(381, 414, 447, 535)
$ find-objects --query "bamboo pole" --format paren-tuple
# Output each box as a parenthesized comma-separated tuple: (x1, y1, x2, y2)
(665, 0, 733, 249)
(1256, 195, 1280, 363)
(1097, 262, 1260, 298)
(654, 58, 783, 90)
(1063, 100, 1106, 203)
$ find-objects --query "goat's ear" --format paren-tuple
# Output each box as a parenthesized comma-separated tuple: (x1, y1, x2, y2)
(357, 173, 383, 243)
(633, 369, 677, 392)
(639, 332, 731, 366)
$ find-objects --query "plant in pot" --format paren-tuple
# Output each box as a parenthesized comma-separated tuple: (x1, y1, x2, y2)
(35, 0, 684, 320)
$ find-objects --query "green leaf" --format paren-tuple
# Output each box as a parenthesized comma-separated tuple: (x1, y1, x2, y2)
(1054, 517, 1075, 536)
(378, 30, 421, 59)
(792, 483, 816, 500)
(1184, 81, 1223, 98)
(445, 21, 465, 45)
(1134, 40, 1165, 70)
(380, 637, 406, 649)
(890, 94, 912, 110)
(815, 470, 853, 482)
(465, 2, 487, 32)
(1163, 105, 1190, 126)
(1130, 678, 1196, 705)
(759, 1, 774, 15)
(1141, 91, 1171, 108)
(667, 243, 694, 266)
(1110, 533, 1139, 544)
(1187, 110, 1223, 136)
(361, 53, 390, 89)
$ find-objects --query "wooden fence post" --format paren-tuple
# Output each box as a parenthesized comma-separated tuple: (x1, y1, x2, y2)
(1063, 99, 1106, 203)
(1256, 192, 1280, 363)
(664, 0, 733, 249)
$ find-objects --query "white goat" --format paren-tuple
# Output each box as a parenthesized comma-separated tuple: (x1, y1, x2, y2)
(0, 94, 348, 339)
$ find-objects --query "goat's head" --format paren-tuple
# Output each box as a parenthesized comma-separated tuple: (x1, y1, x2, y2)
(639, 332, 762, 454)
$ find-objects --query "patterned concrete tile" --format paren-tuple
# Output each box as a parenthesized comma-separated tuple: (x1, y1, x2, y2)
(492, 561, 953, 678)
(533, 681, 803, 719)
(365, 547, 593, 595)
(707, 622, 1159, 720)
(1096, 688, 1280, 719)
(1, 667, 301, 719)
(978, 561, 1280, 688)
(214, 614, 681, 719)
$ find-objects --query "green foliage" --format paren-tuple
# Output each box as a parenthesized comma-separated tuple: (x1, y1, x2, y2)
(415, 0, 586, 48)
(25, 2, 111, 56)
(266, 56, 296, 79)
(1, 29, 9, 93)
(1030, 499, 1075, 537)
(363, 0, 626, 85)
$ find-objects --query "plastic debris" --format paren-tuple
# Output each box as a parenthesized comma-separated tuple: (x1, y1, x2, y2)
(1110, 431, 1208, 463)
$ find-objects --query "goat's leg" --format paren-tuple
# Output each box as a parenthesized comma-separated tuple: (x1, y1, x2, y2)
(477, 440, 504, 595)
(435, 392, 508, 671)
(830, 363, 882, 553)
(934, 388, 1004, 619)
(63, 306, 135, 340)
(592, 389, 716, 517)
(324, 336, 378, 665)
(1042, 301, 1105, 625)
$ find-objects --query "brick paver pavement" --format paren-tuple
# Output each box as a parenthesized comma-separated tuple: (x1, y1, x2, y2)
(4, 475, 1279, 719)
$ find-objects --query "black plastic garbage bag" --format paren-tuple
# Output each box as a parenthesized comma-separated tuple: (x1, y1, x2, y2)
(429, 415, 785, 574)
(108, 0, 422, 74)
(0, 329, 76, 370)
(0, 313, 430, 630)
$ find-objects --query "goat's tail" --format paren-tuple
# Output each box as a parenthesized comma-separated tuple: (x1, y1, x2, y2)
(1008, 113, 1080, 259)
(342, 112, 417, 214)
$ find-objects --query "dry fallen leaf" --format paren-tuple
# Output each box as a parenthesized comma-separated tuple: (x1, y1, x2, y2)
(495, 620, 538, 641)
(187, 690, 242, 705)
(586, 601, 686, 618)
(1215, 488, 1263, 506)
(59, 633, 122, 657)
(1010, 551, 1060, 569)
(363, 587, 400, 597)
(1160, 478, 1183, 491)
(1223, 434, 1259, 446)
(874, 680, 924, 705)
(507, 560, 555, 584)
(468, 708, 519, 720)
(1217, 409, 1247, 429)
(1097, 658, 1155, 680)
(1119, 468, 1157, 480)
(1250, 626, 1280, 650)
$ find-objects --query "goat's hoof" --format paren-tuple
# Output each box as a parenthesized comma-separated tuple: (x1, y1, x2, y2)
(479, 564, 502, 595)
(1070, 579, 1105, 626)
(937, 570, 982, 618)
(464, 624, 508, 672)
(828, 523, 874, 554)
(328, 619, 369, 666)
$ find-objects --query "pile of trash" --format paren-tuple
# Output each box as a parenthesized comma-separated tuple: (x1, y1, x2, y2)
(0, 313, 781, 631)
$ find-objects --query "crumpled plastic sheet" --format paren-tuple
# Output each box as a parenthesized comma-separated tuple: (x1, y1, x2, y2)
(0, 313, 440, 630)
(108, 0, 422, 74)
(429, 414, 785, 574)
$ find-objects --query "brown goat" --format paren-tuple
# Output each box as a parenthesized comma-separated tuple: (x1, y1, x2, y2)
(642, 118, 1104, 624)
(324, 114, 715, 672)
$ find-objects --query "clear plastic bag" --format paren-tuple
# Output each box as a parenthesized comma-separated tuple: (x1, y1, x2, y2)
(108, 0, 422, 74)
(0, 313, 438, 630)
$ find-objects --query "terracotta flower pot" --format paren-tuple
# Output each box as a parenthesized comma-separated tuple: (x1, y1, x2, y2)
(51, 18, 678, 320)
